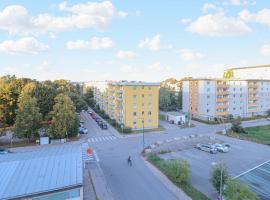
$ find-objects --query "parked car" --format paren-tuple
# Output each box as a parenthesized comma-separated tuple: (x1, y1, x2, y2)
(195, 144, 217, 154)
(266, 117, 270, 121)
(213, 143, 229, 153)
(97, 121, 103, 126)
(79, 127, 88, 134)
(101, 123, 108, 130)
(95, 117, 100, 122)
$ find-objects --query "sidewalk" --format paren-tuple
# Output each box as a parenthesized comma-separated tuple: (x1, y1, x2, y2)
(88, 162, 114, 200)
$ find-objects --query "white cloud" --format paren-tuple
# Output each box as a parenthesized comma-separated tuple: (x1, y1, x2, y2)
(178, 49, 205, 61)
(180, 18, 192, 25)
(116, 50, 137, 59)
(67, 37, 113, 50)
(260, 44, 270, 56)
(0, 37, 48, 54)
(239, 9, 270, 27)
(138, 34, 172, 51)
(202, 3, 219, 13)
(0, 1, 127, 36)
(223, 0, 256, 6)
(186, 12, 252, 36)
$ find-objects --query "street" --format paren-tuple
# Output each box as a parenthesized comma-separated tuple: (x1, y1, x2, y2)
(80, 111, 270, 200)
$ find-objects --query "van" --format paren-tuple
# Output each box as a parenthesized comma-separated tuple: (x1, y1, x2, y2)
(195, 144, 217, 154)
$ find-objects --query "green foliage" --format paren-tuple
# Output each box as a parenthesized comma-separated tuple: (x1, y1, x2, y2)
(0, 75, 30, 125)
(14, 94, 42, 140)
(47, 94, 76, 139)
(224, 179, 255, 200)
(267, 109, 270, 117)
(84, 87, 95, 107)
(210, 164, 229, 193)
(231, 120, 246, 133)
(147, 154, 209, 200)
(159, 87, 180, 111)
(68, 114, 80, 137)
(166, 159, 190, 184)
(67, 92, 88, 112)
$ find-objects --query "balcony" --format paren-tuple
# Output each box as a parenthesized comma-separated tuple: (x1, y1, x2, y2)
(248, 96, 259, 101)
(216, 111, 229, 116)
(217, 83, 229, 88)
(216, 98, 228, 103)
(217, 90, 230, 95)
(248, 90, 258, 94)
(216, 104, 228, 109)
(248, 103, 258, 107)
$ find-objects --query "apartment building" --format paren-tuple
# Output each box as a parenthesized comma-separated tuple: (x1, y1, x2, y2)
(89, 81, 160, 130)
(182, 78, 270, 120)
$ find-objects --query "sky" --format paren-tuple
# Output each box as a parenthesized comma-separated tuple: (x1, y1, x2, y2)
(0, 0, 269, 82)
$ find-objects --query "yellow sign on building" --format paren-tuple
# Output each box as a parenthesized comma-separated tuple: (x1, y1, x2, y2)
(223, 70, 234, 79)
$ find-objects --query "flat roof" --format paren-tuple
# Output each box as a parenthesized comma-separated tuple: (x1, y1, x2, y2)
(109, 81, 160, 86)
(237, 160, 270, 200)
(0, 144, 83, 199)
(182, 78, 270, 81)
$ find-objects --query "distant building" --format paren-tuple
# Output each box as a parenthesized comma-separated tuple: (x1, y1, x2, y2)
(89, 81, 160, 130)
(183, 78, 270, 120)
(165, 111, 187, 125)
(0, 144, 83, 200)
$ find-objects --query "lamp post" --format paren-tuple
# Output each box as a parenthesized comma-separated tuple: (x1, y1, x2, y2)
(142, 119, 145, 150)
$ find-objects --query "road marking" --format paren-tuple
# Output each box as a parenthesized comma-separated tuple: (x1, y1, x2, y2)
(88, 135, 118, 143)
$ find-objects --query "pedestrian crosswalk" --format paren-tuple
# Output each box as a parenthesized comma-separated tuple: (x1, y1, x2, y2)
(82, 143, 94, 162)
(88, 135, 117, 143)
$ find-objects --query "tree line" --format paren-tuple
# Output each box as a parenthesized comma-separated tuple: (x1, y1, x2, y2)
(0, 75, 89, 140)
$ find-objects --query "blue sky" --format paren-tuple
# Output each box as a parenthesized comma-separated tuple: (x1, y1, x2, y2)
(0, 0, 269, 81)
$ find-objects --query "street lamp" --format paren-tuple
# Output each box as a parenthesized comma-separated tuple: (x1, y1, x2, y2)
(142, 118, 145, 150)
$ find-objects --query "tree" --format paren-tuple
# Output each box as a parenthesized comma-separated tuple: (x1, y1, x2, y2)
(166, 159, 190, 184)
(224, 179, 255, 200)
(231, 120, 246, 133)
(47, 94, 76, 139)
(211, 164, 229, 193)
(267, 109, 270, 117)
(68, 92, 88, 112)
(14, 94, 42, 141)
(84, 87, 95, 107)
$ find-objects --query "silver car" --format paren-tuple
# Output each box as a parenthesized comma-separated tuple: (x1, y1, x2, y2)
(195, 144, 217, 154)
(213, 143, 229, 153)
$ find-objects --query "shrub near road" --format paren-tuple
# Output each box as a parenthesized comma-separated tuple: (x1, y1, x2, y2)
(147, 154, 209, 200)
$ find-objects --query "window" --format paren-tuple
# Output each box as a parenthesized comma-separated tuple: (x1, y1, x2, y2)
(207, 88, 210, 92)
(148, 87, 151, 90)
(207, 109, 210, 113)
(148, 111, 152, 115)
(142, 111, 144, 115)
(133, 112, 136, 116)
(148, 94, 152, 97)
(133, 86, 137, 90)
(142, 86, 144, 89)
(142, 103, 144, 107)
(133, 94, 137, 98)
(148, 119, 152, 124)
(133, 121, 136, 125)
(142, 94, 144, 98)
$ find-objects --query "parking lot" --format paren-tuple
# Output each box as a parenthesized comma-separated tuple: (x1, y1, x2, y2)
(159, 135, 270, 198)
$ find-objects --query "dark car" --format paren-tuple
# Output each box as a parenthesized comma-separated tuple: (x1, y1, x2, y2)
(0, 148, 10, 154)
(97, 121, 103, 126)
(95, 117, 100, 122)
(101, 123, 108, 130)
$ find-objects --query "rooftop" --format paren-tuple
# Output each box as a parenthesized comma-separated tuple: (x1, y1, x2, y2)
(0, 144, 83, 199)
(109, 81, 160, 86)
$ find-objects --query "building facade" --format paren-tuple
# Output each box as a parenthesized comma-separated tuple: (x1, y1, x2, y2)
(89, 81, 160, 130)
(183, 78, 270, 120)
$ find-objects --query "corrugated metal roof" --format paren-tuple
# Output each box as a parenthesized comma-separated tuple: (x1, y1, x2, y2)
(0, 144, 83, 200)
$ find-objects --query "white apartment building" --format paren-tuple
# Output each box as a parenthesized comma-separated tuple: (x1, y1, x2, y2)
(183, 78, 270, 120)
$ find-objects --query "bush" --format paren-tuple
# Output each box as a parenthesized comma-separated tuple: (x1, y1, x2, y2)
(123, 127, 132, 133)
(231, 120, 246, 134)
(211, 164, 229, 193)
(166, 159, 190, 184)
(224, 179, 255, 200)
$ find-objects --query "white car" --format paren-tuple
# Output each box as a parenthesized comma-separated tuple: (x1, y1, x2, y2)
(213, 143, 229, 153)
(195, 144, 218, 154)
(266, 117, 270, 121)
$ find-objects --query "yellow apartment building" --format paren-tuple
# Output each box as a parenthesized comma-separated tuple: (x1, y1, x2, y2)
(90, 81, 160, 130)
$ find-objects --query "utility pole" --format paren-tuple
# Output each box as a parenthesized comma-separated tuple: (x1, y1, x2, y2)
(219, 168, 223, 200)
(142, 119, 145, 150)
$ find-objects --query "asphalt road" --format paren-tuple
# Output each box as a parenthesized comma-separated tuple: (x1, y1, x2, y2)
(80, 111, 270, 200)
